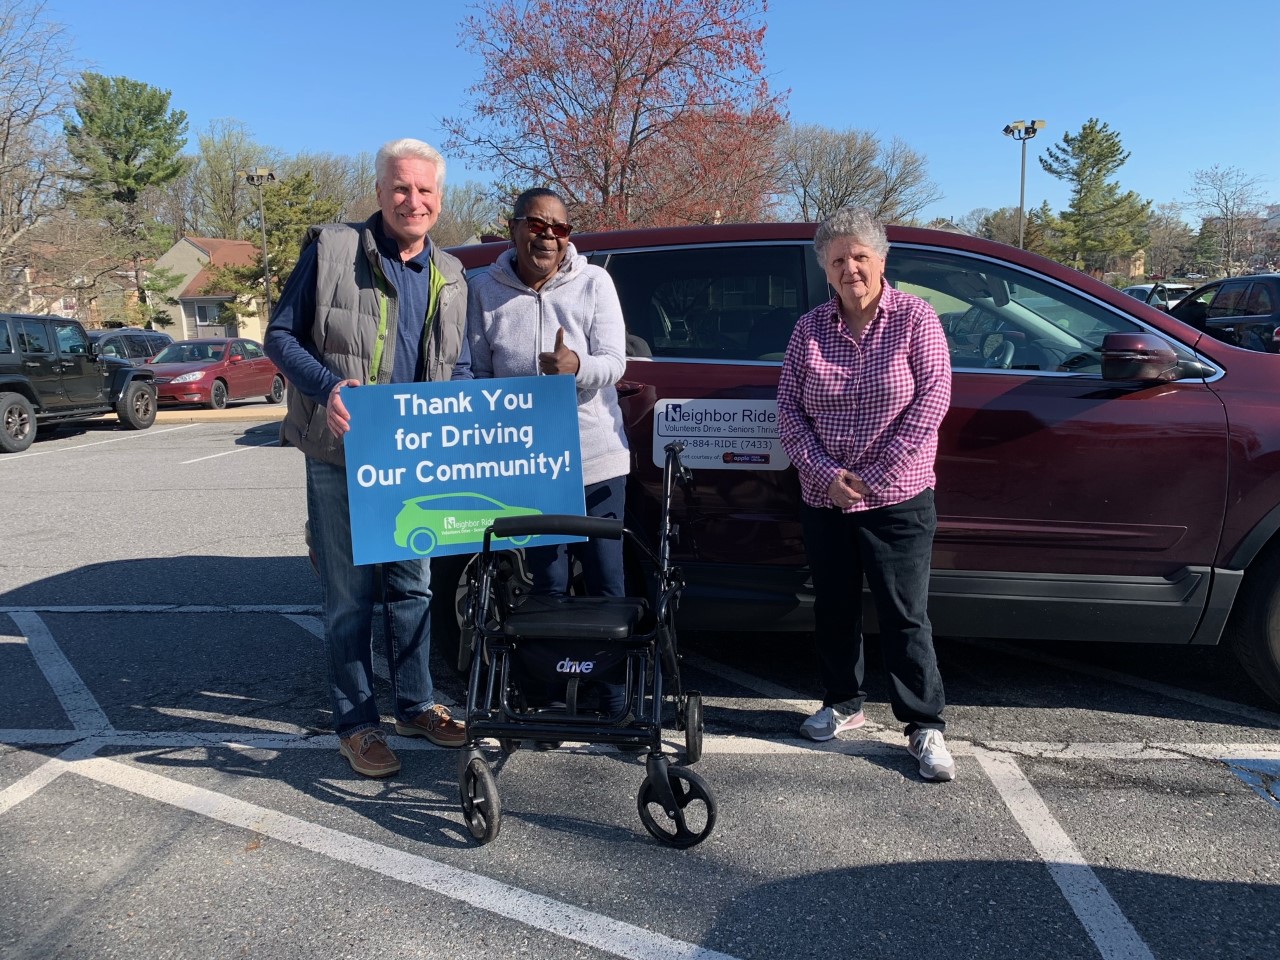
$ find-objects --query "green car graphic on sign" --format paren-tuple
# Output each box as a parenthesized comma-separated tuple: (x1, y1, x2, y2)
(392, 492, 543, 557)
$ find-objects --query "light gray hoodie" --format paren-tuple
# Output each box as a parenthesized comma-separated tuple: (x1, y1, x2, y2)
(467, 244, 630, 486)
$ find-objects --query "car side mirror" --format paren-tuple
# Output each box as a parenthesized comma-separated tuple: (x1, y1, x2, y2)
(229, 354, 243, 363)
(1100, 333, 1181, 382)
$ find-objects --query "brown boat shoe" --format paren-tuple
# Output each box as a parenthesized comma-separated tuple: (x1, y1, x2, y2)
(394, 704, 466, 748)
(339, 728, 401, 778)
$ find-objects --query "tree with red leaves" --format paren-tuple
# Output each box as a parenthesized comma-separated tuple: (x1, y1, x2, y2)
(446, 0, 786, 230)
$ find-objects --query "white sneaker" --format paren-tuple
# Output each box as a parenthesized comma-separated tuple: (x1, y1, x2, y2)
(799, 705, 865, 741)
(908, 728, 956, 782)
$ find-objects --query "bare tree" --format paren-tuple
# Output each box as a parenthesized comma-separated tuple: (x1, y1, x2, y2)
(956, 208, 992, 236)
(189, 118, 262, 239)
(866, 137, 943, 223)
(1144, 203, 1195, 279)
(432, 180, 501, 248)
(0, 0, 75, 309)
(275, 150, 377, 223)
(775, 124, 940, 223)
(776, 124, 877, 221)
(1186, 165, 1270, 276)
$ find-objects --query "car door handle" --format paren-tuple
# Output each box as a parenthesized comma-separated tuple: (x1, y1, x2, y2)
(616, 379, 646, 398)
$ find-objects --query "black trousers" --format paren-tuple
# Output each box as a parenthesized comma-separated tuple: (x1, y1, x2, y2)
(800, 489, 946, 735)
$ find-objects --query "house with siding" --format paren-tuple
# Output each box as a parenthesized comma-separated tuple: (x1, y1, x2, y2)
(149, 237, 266, 341)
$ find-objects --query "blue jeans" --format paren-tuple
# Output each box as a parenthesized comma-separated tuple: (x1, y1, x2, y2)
(306, 458, 437, 737)
(800, 489, 946, 735)
(527, 476, 627, 597)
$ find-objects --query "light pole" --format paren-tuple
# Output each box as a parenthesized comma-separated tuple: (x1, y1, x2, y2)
(1001, 120, 1045, 249)
(239, 167, 277, 318)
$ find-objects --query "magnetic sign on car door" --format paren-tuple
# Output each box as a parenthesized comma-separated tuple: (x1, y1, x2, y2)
(652, 398, 791, 470)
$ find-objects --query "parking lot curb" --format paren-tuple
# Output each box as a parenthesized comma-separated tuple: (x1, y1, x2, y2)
(152, 406, 287, 425)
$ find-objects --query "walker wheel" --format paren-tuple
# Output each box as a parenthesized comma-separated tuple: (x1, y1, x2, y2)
(636, 765, 717, 848)
(460, 757, 502, 843)
(683, 691, 703, 764)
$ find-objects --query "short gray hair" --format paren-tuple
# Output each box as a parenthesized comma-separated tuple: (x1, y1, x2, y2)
(814, 206, 889, 262)
(375, 138, 446, 188)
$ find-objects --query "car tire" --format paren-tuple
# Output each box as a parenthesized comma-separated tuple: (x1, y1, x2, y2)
(115, 381, 156, 430)
(1226, 542, 1280, 705)
(0, 392, 36, 453)
(266, 375, 285, 404)
(208, 380, 228, 410)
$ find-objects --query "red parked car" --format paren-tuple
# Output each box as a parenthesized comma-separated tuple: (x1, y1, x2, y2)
(440, 223, 1280, 705)
(149, 337, 286, 409)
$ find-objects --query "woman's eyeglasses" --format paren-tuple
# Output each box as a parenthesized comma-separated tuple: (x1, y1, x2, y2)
(512, 215, 573, 239)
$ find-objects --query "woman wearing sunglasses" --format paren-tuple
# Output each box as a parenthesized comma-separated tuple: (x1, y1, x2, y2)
(466, 188, 631, 725)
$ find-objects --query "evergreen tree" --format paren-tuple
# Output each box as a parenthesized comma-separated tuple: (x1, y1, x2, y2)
(1038, 118, 1149, 274)
(63, 73, 189, 311)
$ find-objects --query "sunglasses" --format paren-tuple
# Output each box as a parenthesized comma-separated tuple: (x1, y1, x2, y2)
(512, 215, 573, 239)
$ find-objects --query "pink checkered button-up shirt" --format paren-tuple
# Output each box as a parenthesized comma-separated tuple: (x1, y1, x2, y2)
(777, 285, 951, 511)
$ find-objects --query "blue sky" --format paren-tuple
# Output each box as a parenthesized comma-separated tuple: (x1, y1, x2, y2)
(46, 0, 1279, 225)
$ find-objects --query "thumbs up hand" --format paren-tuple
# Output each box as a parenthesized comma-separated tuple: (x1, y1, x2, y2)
(538, 327, 580, 375)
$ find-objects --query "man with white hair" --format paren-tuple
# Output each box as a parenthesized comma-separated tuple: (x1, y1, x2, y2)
(266, 138, 470, 777)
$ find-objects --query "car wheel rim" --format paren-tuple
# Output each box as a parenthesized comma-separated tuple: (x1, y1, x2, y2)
(4, 406, 29, 441)
(133, 388, 153, 419)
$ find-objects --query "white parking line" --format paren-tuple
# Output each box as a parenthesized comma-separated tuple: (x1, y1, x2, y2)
(0, 424, 196, 460)
(976, 749, 1155, 960)
(69, 756, 742, 960)
(9, 611, 114, 733)
(181, 438, 279, 464)
(0, 739, 105, 817)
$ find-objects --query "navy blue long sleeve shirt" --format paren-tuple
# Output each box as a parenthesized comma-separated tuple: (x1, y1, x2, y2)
(265, 217, 472, 405)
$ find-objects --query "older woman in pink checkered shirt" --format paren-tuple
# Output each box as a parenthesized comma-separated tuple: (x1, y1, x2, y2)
(777, 206, 956, 782)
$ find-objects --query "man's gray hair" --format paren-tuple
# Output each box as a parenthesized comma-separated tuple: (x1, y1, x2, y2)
(814, 206, 889, 262)
(375, 138, 446, 187)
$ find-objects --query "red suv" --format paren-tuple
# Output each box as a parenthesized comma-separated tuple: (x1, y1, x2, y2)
(446, 223, 1280, 706)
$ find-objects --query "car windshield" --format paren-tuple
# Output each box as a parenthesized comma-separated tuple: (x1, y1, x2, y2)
(154, 343, 225, 363)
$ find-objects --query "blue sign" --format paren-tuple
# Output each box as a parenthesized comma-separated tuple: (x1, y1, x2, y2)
(342, 376, 586, 565)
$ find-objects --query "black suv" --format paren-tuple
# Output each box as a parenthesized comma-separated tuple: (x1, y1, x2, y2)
(1169, 273, 1280, 352)
(0, 313, 158, 453)
(87, 327, 174, 366)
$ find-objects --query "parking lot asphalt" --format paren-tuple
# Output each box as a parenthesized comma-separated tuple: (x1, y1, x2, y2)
(4, 419, 1279, 960)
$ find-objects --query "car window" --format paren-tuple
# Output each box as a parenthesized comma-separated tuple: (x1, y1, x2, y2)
(96, 336, 123, 357)
(597, 244, 816, 361)
(886, 248, 1151, 374)
(1207, 281, 1251, 319)
(0, 322, 13, 354)
(241, 340, 265, 359)
(147, 334, 172, 354)
(1244, 283, 1274, 317)
(229, 341, 246, 359)
(123, 334, 153, 359)
(18, 320, 52, 354)
(54, 321, 89, 356)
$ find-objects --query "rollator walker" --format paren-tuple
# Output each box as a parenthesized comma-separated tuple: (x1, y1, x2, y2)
(457, 441, 715, 848)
